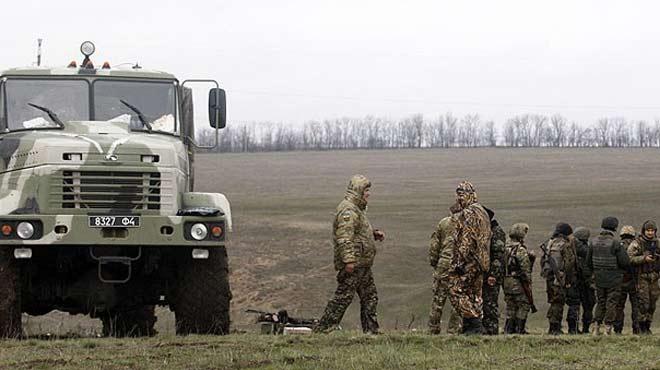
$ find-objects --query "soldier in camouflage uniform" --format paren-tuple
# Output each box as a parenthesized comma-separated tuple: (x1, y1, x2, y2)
(428, 216, 462, 334)
(481, 207, 506, 335)
(615, 225, 640, 334)
(447, 181, 492, 335)
(587, 217, 629, 335)
(627, 220, 660, 335)
(503, 223, 532, 334)
(316, 175, 385, 334)
(573, 227, 595, 334)
(540, 223, 578, 335)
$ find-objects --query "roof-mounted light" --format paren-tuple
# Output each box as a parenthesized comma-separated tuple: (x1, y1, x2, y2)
(80, 41, 95, 57)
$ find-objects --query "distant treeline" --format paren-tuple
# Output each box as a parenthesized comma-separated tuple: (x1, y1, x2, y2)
(197, 113, 660, 152)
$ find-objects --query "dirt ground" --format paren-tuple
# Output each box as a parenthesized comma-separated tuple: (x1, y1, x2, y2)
(25, 148, 660, 334)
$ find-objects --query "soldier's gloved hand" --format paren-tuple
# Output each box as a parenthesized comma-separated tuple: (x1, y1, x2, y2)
(373, 229, 385, 242)
(644, 254, 655, 263)
(344, 263, 355, 273)
(487, 276, 496, 286)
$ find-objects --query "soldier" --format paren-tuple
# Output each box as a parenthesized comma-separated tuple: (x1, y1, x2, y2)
(503, 223, 533, 334)
(447, 181, 492, 335)
(615, 225, 640, 334)
(540, 222, 578, 335)
(428, 215, 462, 334)
(315, 175, 385, 334)
(574, 227, 595, 334)
(481, 207, 506, 335)
(587, 216, 629, 335)
(627, 220, 660, 335)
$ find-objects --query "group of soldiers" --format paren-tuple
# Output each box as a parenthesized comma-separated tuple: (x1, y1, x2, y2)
(312, 175, 660, 335)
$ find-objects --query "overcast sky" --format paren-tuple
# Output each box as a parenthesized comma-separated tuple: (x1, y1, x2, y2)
(2, 0, 660, 125)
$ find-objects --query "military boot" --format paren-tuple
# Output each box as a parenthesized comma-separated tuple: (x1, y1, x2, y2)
(632, 321, 640, 335)
(518, 319, 528, 334)
(646, 321, 653, 335)
(613, 320, 623, 334)
(581, 321, 591, 334)
(504, 319, 515, 334)
(591, 322, 601, 336)
(567, 319, 578, 335)
(462, 318, 483, 335)
(548, 322, 562, 335)
(604, 324, 613, 336)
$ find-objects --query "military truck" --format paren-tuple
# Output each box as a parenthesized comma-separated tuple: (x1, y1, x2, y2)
(0, 42, 232, 337)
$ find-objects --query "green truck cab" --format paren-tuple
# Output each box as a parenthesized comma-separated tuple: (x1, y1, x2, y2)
(0, 42, 232, 337)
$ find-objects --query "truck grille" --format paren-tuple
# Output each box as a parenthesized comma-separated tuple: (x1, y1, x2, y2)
(59, 171, 162, 210)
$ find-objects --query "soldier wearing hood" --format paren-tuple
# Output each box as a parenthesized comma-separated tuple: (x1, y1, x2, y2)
(447, 181, 492, 335)
(615, 225, 640, 334)
(586, 217, 629, 336)
(428, 215, 462, 334)
(574, 227, 596, 334)
(503, 223, 532, 334)
(540, 222, 578, 335)
(316, 175, 385, 334)
(627, 220, 660, 335)
(482, 207, 506, 335)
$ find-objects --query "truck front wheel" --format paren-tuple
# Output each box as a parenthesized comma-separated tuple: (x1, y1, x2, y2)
(172, 247, 231, 335)
(0, 248, 22, 338)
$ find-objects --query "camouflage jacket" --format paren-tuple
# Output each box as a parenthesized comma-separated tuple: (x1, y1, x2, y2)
(429, 216, 454, 273)
(333, 198, 376, 270)
(627, 235, 660, 275)
(487, 221, 506, 281)
(450, 202, 491, 274)
(504, 240, 532, 283)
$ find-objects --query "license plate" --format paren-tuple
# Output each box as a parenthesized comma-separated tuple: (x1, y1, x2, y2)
(88, 216, 140, 228)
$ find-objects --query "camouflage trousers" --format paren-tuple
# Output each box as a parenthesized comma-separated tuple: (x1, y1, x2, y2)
(503, 277, 530, 320)
(317, 267, 379, 333)
(482, 282, 501, 334)
(429, 270, 461, 334)
(578, 281, 596, 326)
(614, 277, 639, 331)
(448, 266, 484, 319)
(637, 273, 660, 323)
(594, 285, 621, 325)
(546, 280, 579, 325)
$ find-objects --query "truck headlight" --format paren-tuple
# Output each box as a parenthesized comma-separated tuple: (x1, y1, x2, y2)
(190, 223, 208, 241)
(16, 222, 34, 239)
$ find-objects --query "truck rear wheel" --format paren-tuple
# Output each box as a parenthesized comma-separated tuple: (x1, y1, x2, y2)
(0, 248, 22, 338)
(101, 305, 157, 337)
(172, 247, 231, 335)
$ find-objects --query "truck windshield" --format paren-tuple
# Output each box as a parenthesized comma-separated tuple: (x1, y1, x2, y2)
(2, 78, 177, 134)
(94, 80, 176, 133)
(5, 79, 89, 130)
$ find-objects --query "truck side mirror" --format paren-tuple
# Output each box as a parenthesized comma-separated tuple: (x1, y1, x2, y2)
(209, 88, 226, 129)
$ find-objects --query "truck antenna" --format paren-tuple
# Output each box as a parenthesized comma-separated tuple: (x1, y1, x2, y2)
(36, 38, 43, 66)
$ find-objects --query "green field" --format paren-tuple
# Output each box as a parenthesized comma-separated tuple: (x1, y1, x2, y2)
(11, 148, 660, 369)
(1, 332, 658, 370)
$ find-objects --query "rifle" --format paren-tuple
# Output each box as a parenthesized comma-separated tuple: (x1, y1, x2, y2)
(508, 244, 537, 314)
(521, 281, 538, 313)
(245, 309, 319, 326)
(541, 240, 564, 287)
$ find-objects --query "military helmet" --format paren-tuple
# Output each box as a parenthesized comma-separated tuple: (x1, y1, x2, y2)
(620, 225, 635, 237)
(573, 227, 590, 242)
(509, 223, 529, 240)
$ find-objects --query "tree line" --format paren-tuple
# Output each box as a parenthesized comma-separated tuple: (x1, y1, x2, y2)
(197, 113, 660, 152)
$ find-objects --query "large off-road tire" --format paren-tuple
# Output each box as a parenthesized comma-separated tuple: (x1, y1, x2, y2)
(172, 247, 231, 335)
(0, 248, 22, 338)
(101, 305, 157, 337)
